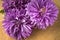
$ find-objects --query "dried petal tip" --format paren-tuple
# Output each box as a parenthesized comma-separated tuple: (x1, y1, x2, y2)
(26, 0, 59, 29)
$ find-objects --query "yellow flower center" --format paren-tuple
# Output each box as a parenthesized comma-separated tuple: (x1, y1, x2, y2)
(39, 7, 46, 16)
(40, 7, 46, 13)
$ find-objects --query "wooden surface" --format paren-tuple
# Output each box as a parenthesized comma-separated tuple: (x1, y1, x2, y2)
(0, 0, 60, 40)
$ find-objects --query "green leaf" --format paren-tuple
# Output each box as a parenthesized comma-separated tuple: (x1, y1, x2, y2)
(0, 10, 4, 14)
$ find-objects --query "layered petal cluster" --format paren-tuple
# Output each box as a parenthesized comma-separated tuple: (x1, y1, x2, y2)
(26, 0, 59, 29)
(3, 0, 30, 12)
(3, 8, 33, 40)
(3, 0, 33, 40)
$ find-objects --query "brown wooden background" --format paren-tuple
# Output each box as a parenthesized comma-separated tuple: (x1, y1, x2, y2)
(0, 0, 60, 40)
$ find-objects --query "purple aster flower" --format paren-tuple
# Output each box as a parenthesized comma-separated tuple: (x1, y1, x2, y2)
(26, 0, 59, 29)
(3, 0, 31, 12)
(3, 8, 33, 40)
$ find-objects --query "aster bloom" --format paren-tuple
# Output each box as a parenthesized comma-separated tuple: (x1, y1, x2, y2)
(3, 8, 33, 40)
(3, 0, 33, 40)
(26, 0, 59, 29)
(3, 0, 31, 12)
